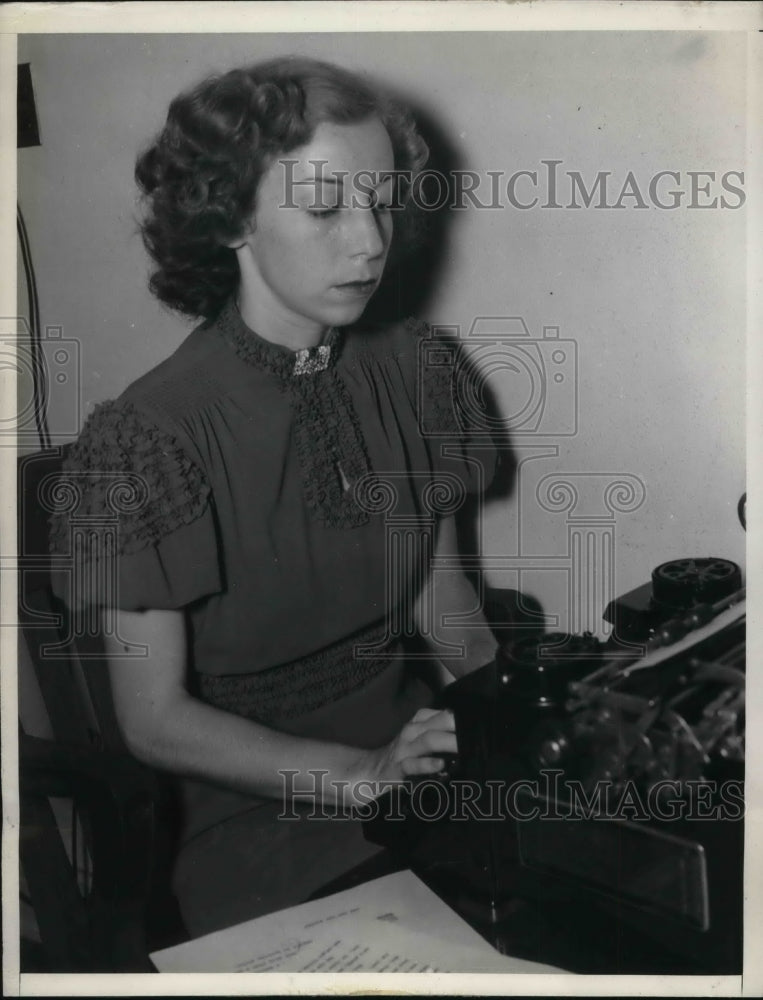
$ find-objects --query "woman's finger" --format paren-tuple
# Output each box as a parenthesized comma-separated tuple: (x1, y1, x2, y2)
(404, 709, 455, 741)
(400, 755, 447, 776)
(397, 728, 457, 761)
(420, 728, 458, 754)
(410, 707, 442, 722)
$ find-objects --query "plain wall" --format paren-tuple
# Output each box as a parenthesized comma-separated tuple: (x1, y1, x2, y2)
(17, 31, 747, 633)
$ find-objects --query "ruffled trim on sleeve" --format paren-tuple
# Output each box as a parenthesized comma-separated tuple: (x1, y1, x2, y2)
(404, 316, 498, 495)
(48, 397, 211, 557)
(404, 317, 462, 437)
(405, 316, 474, 437)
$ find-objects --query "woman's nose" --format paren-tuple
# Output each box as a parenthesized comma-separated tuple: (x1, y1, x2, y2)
(347, 206, 387, 259)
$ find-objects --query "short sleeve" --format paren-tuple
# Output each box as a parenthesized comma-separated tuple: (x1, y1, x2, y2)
(406, 318, 498, 497)
(48, 397, 222, 612)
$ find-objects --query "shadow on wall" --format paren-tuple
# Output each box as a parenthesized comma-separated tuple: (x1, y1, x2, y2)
(362, 94, 538, 625)
(368, 94, 518, 502)
(365, 100, 462, 324)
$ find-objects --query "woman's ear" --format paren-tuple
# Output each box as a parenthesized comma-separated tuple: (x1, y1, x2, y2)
(224, 218, 256, 250)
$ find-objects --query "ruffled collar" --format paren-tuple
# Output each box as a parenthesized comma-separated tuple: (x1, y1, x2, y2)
(213, 298, 342, 381)
(210, 297, 370, 528)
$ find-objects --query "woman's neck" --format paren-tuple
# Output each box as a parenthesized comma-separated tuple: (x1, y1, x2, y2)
(236, 284, 327, 351)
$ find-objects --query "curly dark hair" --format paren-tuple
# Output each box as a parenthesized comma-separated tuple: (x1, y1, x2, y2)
(135, 56, 430, 320)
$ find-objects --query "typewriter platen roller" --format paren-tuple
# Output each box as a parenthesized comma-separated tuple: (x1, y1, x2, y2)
(364, 557, 746, 972)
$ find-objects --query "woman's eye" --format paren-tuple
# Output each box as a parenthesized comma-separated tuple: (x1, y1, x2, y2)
(307, 207, 340, 218)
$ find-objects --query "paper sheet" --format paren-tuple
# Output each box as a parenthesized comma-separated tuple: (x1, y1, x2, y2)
(150, 869, 563, 973)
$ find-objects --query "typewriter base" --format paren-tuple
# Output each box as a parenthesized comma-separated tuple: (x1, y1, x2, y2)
(320, 838, 726, 975)
(363, 787, 743, 974)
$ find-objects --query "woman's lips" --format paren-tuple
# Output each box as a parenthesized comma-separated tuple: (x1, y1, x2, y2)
(333, 278, 378, 297)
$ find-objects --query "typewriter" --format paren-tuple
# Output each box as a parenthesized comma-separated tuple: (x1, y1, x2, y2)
(365, 557, 746, 973)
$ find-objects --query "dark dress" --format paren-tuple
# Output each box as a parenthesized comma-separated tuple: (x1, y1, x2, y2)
(49, 299, 496, 936)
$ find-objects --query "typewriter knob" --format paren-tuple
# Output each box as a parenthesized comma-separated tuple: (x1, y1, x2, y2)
(652, 557, 741, 610)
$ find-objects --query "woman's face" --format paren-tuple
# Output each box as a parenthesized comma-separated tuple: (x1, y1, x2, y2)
(234, 115, 396, 345)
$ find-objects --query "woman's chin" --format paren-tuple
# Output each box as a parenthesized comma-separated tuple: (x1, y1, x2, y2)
(321, 299, 373, 328)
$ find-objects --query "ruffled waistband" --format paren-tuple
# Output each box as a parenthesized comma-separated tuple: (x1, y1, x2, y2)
(196, 619, 403, 724)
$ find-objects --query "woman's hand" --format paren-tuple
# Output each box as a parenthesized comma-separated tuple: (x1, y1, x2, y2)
(354, 708, 458, 799)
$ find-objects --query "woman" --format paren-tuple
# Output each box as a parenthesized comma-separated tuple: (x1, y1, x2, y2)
(50, 56, 498, 938)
